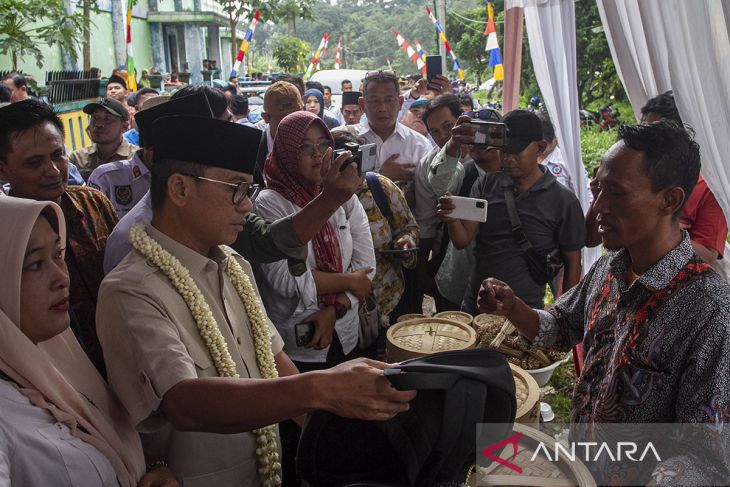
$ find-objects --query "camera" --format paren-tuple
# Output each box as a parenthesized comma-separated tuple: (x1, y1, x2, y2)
(335, 142, 378, 175)
(467, 120, 507, 148)
(295, 321, 315, 347)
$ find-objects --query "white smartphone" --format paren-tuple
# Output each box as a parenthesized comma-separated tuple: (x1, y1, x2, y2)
(449, 196, 488, 222)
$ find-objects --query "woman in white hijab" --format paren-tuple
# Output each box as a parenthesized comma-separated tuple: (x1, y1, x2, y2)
(0, 196, 176, 486)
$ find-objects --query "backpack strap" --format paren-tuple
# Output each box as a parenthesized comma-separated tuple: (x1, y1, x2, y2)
(365, 171, 392, 218)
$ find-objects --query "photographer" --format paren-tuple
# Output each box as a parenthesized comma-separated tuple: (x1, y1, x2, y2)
(437, 110, 585, 313)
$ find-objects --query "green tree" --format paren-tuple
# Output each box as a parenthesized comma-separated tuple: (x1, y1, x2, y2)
(574, 0, 625, 107)
(0, 0, 83, 70)
(273, 36, 311, 73)
(215, 0, 274, 64)
(81, 0, 98, 70)
(272, 0, 316, 37)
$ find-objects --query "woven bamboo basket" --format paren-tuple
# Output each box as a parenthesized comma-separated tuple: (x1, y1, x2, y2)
(476, 423, 597, 487)
(473, 314, 567, 373)
(396, 313, 426, 323)
(510, 364, 540, 425)
(386, 317, 476, 363)
(433, 311, 474, 327)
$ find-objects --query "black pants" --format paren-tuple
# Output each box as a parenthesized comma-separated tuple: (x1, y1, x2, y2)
(280, 333, 360, 487)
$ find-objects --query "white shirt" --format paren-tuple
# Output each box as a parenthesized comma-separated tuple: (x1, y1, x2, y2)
(324, 102, 340, 120)
(342, 119, 432, 173)
(541, 146, 592, 202)
(87, 151, 150, 218)
(253, 192, 376, 362)
(0, 379, 117, 487)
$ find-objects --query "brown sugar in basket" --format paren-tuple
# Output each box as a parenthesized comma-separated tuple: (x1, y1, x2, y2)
(473, 314, 566, 371)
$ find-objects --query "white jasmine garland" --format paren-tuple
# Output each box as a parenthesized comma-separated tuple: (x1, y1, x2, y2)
(129, 223, 281, 487)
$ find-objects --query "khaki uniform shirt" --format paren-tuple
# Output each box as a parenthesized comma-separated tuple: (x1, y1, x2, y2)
(96, 224, 285, 486)
(70, 138, 138, 181)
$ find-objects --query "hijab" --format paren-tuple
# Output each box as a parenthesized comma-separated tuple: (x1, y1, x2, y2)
(0, 196, 145, 486)
(264, 111, 343, 306)
(303, 88, 325, 119)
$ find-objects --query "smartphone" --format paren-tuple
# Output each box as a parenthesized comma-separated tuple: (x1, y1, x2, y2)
(468, 120, 506, 147)
(295, 321, 315, 347)
(425, 55, 442, 90)
(426, 56, 442, 81)
(449, 196, 488, 222)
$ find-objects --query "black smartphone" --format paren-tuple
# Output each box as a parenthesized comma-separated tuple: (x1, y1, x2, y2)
(426, 55, 442, 87)
(295, 321, 315, 347)
(467, 120, 507, 147)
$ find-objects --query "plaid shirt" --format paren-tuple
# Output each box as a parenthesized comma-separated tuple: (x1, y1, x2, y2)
(530, 232, 730, 484)
(60, 186, 118, 375)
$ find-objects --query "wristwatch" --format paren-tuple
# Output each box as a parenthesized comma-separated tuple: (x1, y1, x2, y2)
(333, 302, 347, 320)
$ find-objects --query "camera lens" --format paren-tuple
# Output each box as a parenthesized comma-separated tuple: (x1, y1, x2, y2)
(476, 201, 485, 209)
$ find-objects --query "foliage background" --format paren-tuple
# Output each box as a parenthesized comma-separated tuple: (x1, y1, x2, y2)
(249, 0, 627, 109)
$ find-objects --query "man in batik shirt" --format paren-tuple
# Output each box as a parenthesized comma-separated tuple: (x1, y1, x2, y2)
(478, 121, 730, 485)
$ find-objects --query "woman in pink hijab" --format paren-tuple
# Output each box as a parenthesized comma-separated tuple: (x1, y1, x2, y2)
(254, 110, 376, 371)
(0, 196, 176, 486)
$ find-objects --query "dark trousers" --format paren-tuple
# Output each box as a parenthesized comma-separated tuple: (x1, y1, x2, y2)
(280, 333, 360, 487)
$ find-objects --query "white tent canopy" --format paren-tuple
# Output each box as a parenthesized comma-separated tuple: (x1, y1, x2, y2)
(505, 0, 730, 273)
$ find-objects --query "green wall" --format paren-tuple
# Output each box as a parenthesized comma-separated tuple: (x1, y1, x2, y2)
(0, 6, 152, 86)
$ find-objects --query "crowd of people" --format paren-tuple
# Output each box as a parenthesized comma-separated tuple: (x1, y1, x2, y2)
(0, 67, 729, 486)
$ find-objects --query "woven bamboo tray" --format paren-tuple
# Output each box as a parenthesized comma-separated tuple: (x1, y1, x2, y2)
(510, 364, 540, 425)
(476, 423, 596, 487)
(396, 313, 426, 323)
(433, 311, 474, 327)
(473, 314, 566, 371)
(386, 317, 476, 363)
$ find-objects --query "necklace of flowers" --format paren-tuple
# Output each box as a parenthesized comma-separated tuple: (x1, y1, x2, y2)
(129, 223, 281, 487)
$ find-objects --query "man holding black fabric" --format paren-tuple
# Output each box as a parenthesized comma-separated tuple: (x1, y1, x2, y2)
(438, 109, 584, 313)
(97, 116, 415, 486)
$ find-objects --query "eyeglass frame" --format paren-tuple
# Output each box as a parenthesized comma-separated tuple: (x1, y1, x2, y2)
(180, 172, 258, 205)
(298, 140, 333, 156)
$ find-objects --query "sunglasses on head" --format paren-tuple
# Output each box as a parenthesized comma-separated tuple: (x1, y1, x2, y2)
(463, 109, 501, 122)
(365, 70, 397, 79)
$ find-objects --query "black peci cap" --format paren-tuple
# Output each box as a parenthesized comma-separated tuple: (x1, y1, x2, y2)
(152, 115, 263, 175)
(341, 91, 362, 106)
(135, 91, 213, 148)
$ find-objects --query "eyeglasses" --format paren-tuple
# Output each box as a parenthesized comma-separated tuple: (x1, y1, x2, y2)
(365, 70, 397, 79)
(182, 173, 258, 205)
(463, 109, 501, 122)
(299, 140, 332, 156)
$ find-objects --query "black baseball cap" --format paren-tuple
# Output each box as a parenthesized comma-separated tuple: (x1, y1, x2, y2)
(502, 109, 543, 154)
(83, 97, 130, 121)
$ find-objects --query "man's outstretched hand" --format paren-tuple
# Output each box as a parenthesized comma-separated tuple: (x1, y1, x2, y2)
(477, 278, 517, 316)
